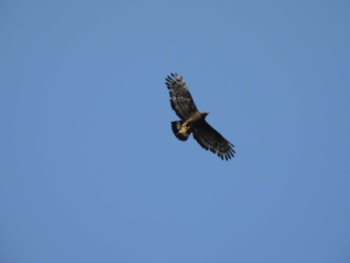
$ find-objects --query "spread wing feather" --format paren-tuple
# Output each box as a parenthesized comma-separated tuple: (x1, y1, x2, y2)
(165, 73, 198, 119)
(192, 120, 235, 160)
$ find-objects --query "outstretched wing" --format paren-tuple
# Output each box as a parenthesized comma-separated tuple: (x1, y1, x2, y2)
(192, 120, 235, 160)
(165, 73, 198, 119)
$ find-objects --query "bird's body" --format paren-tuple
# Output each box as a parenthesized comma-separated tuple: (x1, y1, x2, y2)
(165, 73, 235, 160)
(173, 111, 207, 138)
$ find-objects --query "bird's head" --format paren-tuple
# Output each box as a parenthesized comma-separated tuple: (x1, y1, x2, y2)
(201, 112, 209, 118)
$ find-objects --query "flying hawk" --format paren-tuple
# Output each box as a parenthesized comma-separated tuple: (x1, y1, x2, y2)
(166, 73, 235, 160)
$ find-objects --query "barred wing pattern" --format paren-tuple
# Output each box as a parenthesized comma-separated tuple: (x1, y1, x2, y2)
(165, 73, 198, 119)
(192, 120, 235, 160)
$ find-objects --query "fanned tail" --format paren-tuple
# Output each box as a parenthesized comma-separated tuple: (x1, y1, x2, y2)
(171, 121, 191, 141)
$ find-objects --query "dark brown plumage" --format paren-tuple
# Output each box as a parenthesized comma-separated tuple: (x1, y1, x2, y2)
(165, 73, 235, 160)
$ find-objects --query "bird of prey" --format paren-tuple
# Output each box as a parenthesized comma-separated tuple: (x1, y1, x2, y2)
(165, 73, 235, 160)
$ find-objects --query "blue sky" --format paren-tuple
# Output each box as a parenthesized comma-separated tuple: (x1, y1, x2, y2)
(1, 0, 350, 262)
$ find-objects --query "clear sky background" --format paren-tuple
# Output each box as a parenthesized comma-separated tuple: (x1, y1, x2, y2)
(1, 1, 350, 262)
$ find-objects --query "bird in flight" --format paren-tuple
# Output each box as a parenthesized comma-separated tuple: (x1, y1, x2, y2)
(165, 73, 235, 160)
